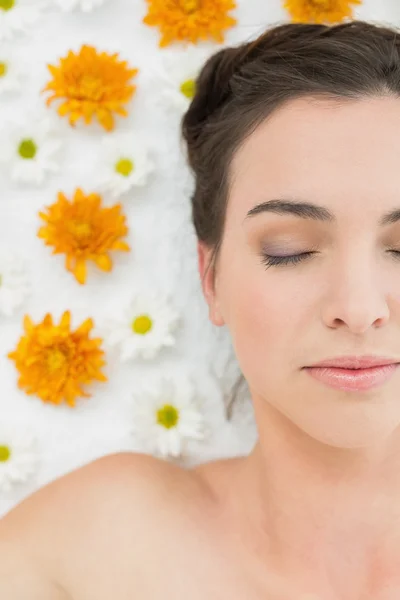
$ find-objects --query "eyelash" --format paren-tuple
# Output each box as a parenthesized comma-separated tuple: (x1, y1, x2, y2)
(260, 250, 400, 270)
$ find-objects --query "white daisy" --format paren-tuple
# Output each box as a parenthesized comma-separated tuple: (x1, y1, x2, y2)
(0, 252, 31, 317)
(94, 132, 156, 200)
(0, 115, 63, 185)
(0, 46, 25, 95)
(130, 373, 208, 459)
(0, 0, 48, 43)
(54, 0, 107, 10)
(152, 46, 212, 115)
(104, 287, 181, 361)
(0, 423, 40, 492)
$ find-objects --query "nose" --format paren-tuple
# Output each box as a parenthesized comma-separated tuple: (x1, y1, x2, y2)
(320, 258, 391, 334)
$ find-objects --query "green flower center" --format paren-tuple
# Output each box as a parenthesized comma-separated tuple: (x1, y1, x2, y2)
(0, 0, 15, 10)
(157, 404, 179, 429)
(132, 315, 152, 335)
(18, 138, 37, 160)
(115, 158, 134, 177)
(179, 0, 199, 14)
(0, 445, 11, 462)
(180, 78, 196, 99)
(0, 62, 7, 77)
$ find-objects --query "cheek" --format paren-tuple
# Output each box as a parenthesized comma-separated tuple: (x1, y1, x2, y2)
(216, 234, 317, 379)
(220, 244, 319, 389)
(220, 263, 302, 377)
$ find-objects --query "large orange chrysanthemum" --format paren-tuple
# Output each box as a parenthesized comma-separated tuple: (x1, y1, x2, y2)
(143, 0, 237, 47)
(8, 311, 107, 407)
(38, 188, 130, 285)
(41, 45, 139, 131)
(283, 0, 362, 23)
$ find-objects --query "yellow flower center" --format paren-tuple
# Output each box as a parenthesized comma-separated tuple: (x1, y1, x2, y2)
(157, 404, 179, 429)
(0, 445, 11, 462)
(0, 0, 14, 10)
(68, 220, 93, 244)
(78, 74, 104, 101)
(46, 348, 67, 373)
(132, 315, 153, 335)
(0, 274, 2, 286)
(115, 158, 134, 177)
(180, 78, 196, 99)
(178, 0, 199, 14)
(0, 62, 7, 77)
(18, 139, 37, 160)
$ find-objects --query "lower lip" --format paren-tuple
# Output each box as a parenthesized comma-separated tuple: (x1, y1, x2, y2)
(304, 364, 399, 392)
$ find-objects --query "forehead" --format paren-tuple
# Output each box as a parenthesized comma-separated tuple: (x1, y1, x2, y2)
(228, 95, 400, 223)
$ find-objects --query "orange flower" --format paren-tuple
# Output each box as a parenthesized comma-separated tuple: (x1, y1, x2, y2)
(38, 188, 130, 285)
(8, 311, 107, 407)
(283, 0, 362, 23)
(143, 0, 237, 47)
(41, 45, 139, 131)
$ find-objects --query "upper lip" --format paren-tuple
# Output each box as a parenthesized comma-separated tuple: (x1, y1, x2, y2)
(306, 355, 400, 369)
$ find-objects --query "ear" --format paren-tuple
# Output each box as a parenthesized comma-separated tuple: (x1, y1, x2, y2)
(197, 241, 225, 327)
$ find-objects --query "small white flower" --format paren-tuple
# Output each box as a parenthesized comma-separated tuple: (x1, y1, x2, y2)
(94, 133, 156, 200)
(0, 423, 40, 492)
(130, 373, 208, 459)
(0, 46, 25, 95)
(0, 253, 31, 317)
(54, 0, 107, 10)
(104, 287, 181, 361)
(0, 0, 49, 43)
(152, 47, 212, 115)
(0, 115, 63, 185)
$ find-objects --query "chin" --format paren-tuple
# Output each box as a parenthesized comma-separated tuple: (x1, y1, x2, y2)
(275, 392, 400, 449)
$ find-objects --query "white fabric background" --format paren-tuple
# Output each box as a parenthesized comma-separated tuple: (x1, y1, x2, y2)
(0, 0, 398, 517)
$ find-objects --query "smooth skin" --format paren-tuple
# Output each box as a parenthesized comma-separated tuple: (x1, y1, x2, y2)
(3, 95, 400, 599)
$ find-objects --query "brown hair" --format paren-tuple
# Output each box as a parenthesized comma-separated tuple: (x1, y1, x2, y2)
(180, 19, 400, 418)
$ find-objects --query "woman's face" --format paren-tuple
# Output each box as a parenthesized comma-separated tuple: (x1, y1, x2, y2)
(198, 95, 400, 449)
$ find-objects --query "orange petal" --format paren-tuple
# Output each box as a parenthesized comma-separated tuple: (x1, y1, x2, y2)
(75, 317, 94, 337)
(111, 240, 130, 252)
(75, 260, 87, 284)
(58, 101, 71, 116)
(37, 227, 48, 240)
(65, 254, 75, 272)
(38, 211, 49, 222)
(95, 372, 108, 382)
(43, 313, 53, 327)
(94, 254, 112, 272)
(45, 95, 57, 106)
(60, 311, 71, 330)
(57, 191, 69, 203)
(21, 318, 33, 339)
(69, 112, 82, 126)
(97, 109, 114, 132)
(47, 64, 59, 76)
(74, 188, 85, 202)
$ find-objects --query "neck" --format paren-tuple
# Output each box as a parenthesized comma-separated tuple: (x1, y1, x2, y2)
(232, 397, 400, 598)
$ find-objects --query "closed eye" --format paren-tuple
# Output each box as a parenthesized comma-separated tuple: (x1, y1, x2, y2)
(259, 249, 400, 270)
(260, 251, 316, 270)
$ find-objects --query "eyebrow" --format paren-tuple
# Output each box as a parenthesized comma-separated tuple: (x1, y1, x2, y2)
(244, 199, 400, 227)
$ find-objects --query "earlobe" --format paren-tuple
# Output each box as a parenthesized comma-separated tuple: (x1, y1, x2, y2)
(197, 241, 225, 327)
(209, 305, 225, 328)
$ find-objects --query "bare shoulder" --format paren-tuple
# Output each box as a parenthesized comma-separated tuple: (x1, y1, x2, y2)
(0, 451, 187, 537)
(0, 451, 210, 600)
